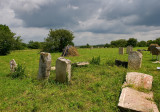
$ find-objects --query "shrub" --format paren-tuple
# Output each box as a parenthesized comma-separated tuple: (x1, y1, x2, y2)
(11, 64, 26, 79)
(90, 56, 100, 65)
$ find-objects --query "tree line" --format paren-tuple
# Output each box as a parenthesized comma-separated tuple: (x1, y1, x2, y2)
(0, 24, 160, 55)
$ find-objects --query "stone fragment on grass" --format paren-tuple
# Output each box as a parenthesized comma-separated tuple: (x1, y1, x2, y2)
(10, 59, 17, 72)
(119, 47, 124, 55)
(128, 51, 142, 69)
(38, 52, 51, 80)
(118, 87, 159, 112)
(126, 72, 153, 90)
(56, 57, 71, 83)
(72, 62, 89, 67)
(51, 66, 56, 71)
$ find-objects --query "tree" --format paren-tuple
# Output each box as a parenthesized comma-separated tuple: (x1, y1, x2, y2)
(43, 29, 75, 52)
(146, 40, 156, 46)
(137, 41, 147, 47)
(0, 24, 15, 55)
(12, 36, 26, 50)
(28, 40, 41, 49)
(127, 38, 137, 47)
(110, 39, 127, 47)
(155, 37, 160, 45)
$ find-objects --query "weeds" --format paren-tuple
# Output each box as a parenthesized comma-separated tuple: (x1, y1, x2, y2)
(90, 56, 100, 65)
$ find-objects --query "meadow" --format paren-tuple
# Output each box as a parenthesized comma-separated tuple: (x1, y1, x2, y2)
(0, 48, 159, 112)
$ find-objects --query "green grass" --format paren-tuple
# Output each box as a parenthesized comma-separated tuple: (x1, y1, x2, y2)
(0, 48, 159, 111)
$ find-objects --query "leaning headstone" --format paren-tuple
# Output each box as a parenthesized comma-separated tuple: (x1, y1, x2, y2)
(119, 47, 124, 55)
(118, 87, 159, 112)
(128, 51, 142, 69)
(38, 52, 51, 80)
(126, 46, 133, 54)
(10, 59, 17, 72)
(56, 57, 71, 83)
(125, 72, 153, 90)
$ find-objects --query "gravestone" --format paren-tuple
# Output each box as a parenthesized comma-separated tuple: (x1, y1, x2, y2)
(128, 51, 142, 69)
(56, 57, 71, 83)
(126, 72, 153, 90)
(126, 46, 133, 54)
(119, 47, 124, 55)
(118, 87, 159, 112)
(10, 59, 17, 72)
(38, 52, 51, 80)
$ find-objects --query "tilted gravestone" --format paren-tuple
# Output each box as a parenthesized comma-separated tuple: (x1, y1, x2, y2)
(56, 57, 71, 83)
(119, 47, 124, 55)
(126, 46, 133, 54)
(10, 59, 17, 72)
(128, 51, 142, 69)
(38, 52, 51, 80)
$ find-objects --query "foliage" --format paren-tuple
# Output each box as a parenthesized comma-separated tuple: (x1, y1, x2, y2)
(104, 43, 110, 48)
(12, 36, 26, 50)
(127, 38, 138, 47)
(0, 24, 15, 55)
(10, 64, 26, 79)
(110, 39, 127, 47)
(90, 56, 100, 65)
(28, 40, 41, 49)
(43, 29, 74, 52)
(80, 43, 91, 48)
(137, 41, 147, 47)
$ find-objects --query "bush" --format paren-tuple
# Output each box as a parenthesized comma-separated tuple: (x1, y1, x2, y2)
(90, 56, 100, 65)
(11, 64, 26, 79)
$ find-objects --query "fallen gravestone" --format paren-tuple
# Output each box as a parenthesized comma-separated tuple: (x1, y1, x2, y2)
(72, 62, 89, 67)
(125, 72, 153, 90)
(118, 87, 159, 112)
(128, 51, 142, 69)
(10, 59, 17, 72)
(56, 57, 71, 83)
(115, 60, 128, 68)
(38, 52, 51, 80)
(119, 47, 124, 55)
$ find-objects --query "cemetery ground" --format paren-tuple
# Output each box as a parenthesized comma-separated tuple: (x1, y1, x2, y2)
(0, 48, 159, 112)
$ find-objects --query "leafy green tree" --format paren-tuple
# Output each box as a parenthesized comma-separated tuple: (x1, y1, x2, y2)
(0, 24, 15, 55)
(28, 40, 41, 49)
(146, 40, 156, 46)
(127, 38, 137, 47)
(137, 41, 147, 47)
(43, 29, 75, 52)
(104, 43, 110, 48)
(155, 37, 160, 45)
(110, 39, 127, 47)
(12, 36, 26, 50)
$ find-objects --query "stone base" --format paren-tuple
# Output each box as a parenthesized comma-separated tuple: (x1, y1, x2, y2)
(118, 87, 159, 112)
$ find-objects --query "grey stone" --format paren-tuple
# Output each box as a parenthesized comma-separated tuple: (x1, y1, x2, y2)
(119, 47, 124, 55)
(38, 52, 51, 80)
(56, 57, 71, 83)
(118, 87, 159, 112)
(127, 46, 133, 54)
(128, 51, 143, 69)
(126, 72, 153, 90)
(51, 66, 56, 71)
(10, 59, 17, 72)
(72, 62, 89, 67)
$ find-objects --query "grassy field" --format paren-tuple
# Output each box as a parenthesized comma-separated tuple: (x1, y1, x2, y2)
(0, 48, 159, 111)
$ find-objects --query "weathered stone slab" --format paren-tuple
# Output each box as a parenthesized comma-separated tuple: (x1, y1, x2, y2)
(126, 46, 133, 54)
(119, 47, 124, 55)
(118, 87, 159, 112)
(38, 52, 51, 80)
(56, 57, 71, 83)
(128, 51, 142, 69)
(126, 72, 153, 90)
(10, 59, 17, 72)
(72, 62, 89, 67)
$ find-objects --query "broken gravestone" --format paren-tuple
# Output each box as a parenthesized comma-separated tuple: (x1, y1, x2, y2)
(56, 57, 71, 83)
(10, 59, 17, 72)
(128, 51, 143, 69)
(38, 52, 51, 80)
(118, 87, 159, 112)
(126, 46, 133, 54)
(119, 47, 124, 55)
(72, 62, 89, 67)
(125, 72, 153, 90)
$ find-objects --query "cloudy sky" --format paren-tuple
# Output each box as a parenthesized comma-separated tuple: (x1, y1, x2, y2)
(1, 0, 160, 45)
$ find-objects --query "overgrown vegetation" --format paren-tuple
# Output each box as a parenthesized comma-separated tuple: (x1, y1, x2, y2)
(90, 56, 100, 65)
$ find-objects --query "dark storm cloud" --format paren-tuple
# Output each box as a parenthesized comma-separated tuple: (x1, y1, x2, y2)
(13, 0, 102, 28)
